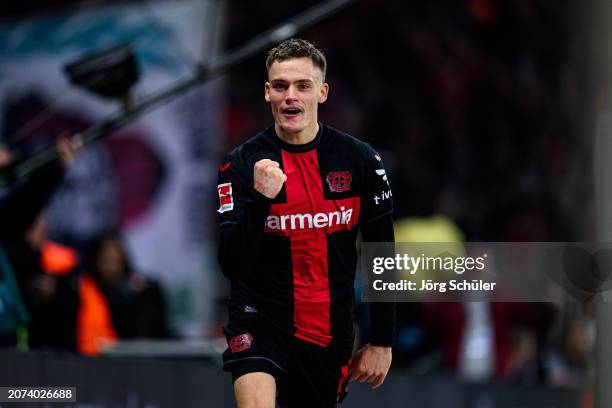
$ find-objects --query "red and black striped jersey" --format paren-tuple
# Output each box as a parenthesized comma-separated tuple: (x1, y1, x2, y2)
(217, 123, 394, 347)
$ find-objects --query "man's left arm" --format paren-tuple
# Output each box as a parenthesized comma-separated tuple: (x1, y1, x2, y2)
(350, 213, 395, 388)
(350, 145, 395, 389)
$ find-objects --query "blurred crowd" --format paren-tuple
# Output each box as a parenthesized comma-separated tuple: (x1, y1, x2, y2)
(0, 0, 604, 396)
(0, 140, 171, 355)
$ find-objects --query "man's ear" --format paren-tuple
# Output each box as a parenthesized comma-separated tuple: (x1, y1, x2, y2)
(318, 82, 329, 104)
(264, 82, 271, 102)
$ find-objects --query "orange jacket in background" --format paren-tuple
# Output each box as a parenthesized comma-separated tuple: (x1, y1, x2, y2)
(76, 274, 117, 356)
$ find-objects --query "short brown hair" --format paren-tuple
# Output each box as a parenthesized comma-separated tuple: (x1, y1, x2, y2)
(266, 38, 327, 80)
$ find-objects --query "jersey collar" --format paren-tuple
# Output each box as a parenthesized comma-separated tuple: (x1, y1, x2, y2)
(268, 123, 324, 153)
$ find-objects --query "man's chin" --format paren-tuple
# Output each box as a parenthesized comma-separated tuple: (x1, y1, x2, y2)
(278, 123, 306, 134)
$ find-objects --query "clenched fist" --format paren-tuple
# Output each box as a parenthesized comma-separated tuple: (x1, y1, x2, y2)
(349, 344, 392, 389)
(254, 159, 287, 199)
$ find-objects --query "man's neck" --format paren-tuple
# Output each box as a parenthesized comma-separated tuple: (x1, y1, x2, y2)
(275, 122, 319, 145)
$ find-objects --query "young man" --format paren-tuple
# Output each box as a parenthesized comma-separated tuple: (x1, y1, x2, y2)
(217, 38, 395, 408)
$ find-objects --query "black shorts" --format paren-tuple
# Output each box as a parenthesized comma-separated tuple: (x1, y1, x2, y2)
(222, 313, 353, 408)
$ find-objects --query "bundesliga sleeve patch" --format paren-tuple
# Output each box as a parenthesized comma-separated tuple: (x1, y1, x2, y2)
(217, 182, 234, 213)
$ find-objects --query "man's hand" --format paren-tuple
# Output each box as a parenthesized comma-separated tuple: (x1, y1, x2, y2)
(254, 159, 286, 199)
(348, 344, 392, 389)
(56, 134, 83, 167)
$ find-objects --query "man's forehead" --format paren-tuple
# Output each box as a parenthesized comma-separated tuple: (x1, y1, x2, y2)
(267, 58, 323, 82)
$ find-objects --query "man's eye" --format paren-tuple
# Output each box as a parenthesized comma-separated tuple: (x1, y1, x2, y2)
(299, 83, 311, 90)
(273, 83, 286, 90)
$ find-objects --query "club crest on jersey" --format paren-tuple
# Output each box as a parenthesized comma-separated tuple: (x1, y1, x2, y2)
(217, 182, 234, 213)
(229, 333, 253, 353)
(326, 171, 352, 192)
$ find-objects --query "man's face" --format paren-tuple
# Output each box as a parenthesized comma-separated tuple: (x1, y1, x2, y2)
(265, 57, 328, 137)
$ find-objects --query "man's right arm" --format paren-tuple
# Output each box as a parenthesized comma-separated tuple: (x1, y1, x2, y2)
(216, 155, 285, 281)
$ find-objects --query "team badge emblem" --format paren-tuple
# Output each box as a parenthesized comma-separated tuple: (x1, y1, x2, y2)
(326, 171, 352, 192)
(229, 333, 253, 353)
(217, 182, 234, 213)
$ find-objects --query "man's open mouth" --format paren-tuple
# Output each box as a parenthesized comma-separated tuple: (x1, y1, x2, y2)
(282, 107, 302, 116)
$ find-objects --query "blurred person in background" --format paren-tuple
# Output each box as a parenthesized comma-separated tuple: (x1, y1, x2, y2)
(8, 214, 80, 350)
(545, 303, 594, 387)
(423, 302, 555, 383)
(77, 233, 169, 355)
(0, 136, 81, 348)
(217, 38, 395, 407)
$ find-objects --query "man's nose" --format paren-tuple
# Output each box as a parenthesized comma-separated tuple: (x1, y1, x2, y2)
(285, 85, 298, 101)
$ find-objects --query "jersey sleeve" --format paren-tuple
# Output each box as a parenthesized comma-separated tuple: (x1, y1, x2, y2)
(216, 152, 272, 280)
(360, 213, 396, 347)
(359, 145, 395, 347)
(360, 145, 393, 223)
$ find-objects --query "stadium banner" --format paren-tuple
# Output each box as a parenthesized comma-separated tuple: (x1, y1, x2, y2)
(361, 242, 612, 302)
(0, 0, 223, 337)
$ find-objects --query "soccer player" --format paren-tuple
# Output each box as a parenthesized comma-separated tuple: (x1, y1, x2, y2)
(217, 38, 395, 408)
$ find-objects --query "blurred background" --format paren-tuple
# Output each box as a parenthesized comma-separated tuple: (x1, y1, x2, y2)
(0, 0, 608, 406)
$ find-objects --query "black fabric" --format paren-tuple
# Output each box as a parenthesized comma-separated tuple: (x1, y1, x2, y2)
(360, 213, 396, 346)
(277, 337, 352, 408)
(230, 359, 281, 385)
(222, 306, 289, 382)
(223, 309, 352, 408)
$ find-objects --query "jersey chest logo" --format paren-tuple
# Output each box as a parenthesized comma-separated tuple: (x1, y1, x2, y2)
(265, 205, 356, 232)
(326, 171, 352, 192)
